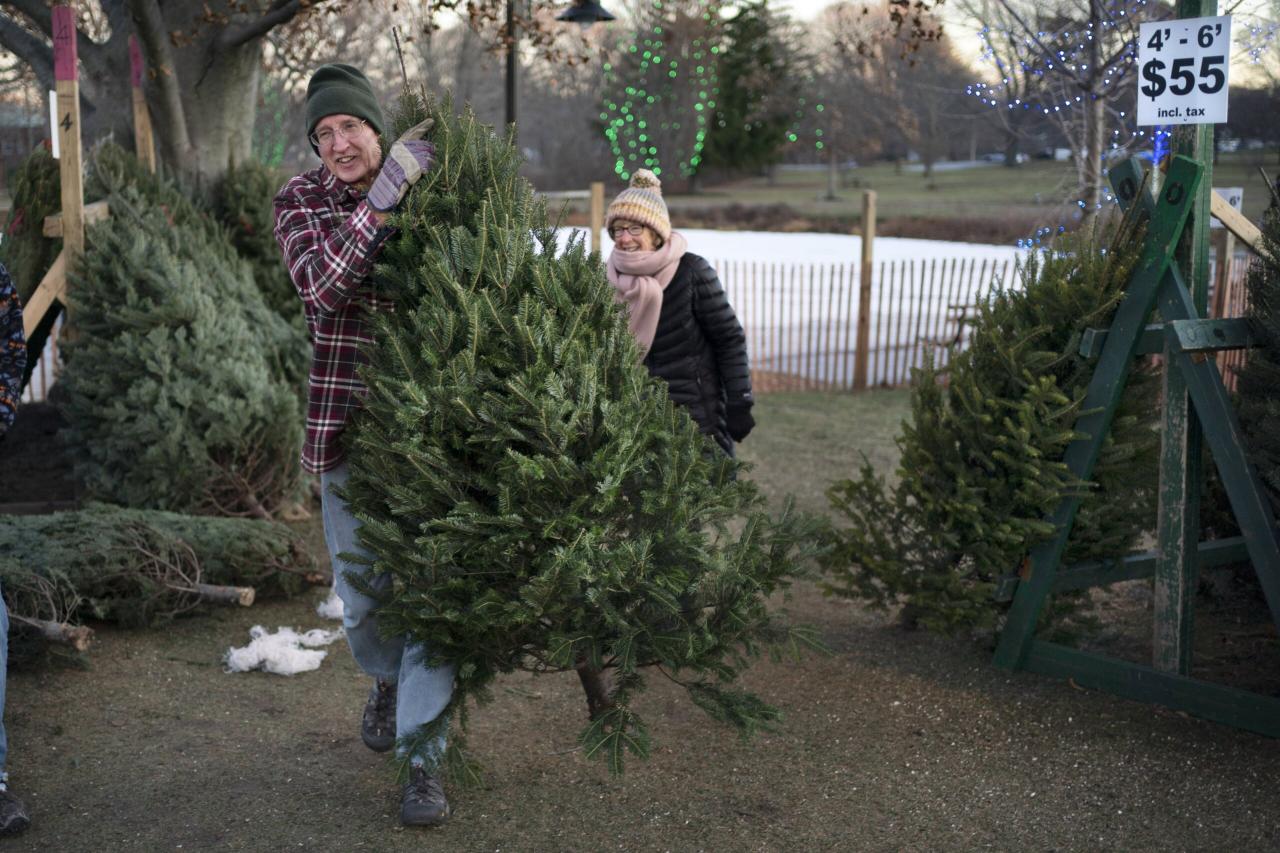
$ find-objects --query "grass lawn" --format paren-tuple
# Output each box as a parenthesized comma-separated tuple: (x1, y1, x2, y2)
(669, 160, 1080, 223)
(574, 149, 1280, 233)
(737, 389, 911, 518)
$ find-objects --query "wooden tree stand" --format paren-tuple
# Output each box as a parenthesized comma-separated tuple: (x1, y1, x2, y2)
(992, 155, 1280, 736)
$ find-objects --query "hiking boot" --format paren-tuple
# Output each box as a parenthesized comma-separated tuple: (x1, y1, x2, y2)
(0, 788, 30, 837)
(401, 766, 450, 827)
(361, 678, 397, 753)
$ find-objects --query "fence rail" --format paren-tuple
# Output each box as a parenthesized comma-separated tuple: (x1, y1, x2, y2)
(18, 252, 1256, 406)
(716, 256, 1016, 391)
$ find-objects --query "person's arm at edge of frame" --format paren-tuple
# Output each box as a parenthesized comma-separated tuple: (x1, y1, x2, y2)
(0, 265, 27, 441)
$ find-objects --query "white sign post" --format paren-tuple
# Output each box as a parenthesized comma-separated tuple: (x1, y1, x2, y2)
(1137, 15, 1232, 126)
(48, 89, 59, 159)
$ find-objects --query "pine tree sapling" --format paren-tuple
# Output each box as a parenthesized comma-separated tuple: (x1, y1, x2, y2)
(59, 188, 303, 518)
(343, 93, 821, 779)
(823, 216, 1159, 634)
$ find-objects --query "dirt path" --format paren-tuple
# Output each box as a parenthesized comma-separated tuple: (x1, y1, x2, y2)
(5, 392, 1279, 850)
(5, 578, 1278, 852)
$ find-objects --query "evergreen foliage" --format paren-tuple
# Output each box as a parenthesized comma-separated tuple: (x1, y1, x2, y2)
(0, 148, 62, 304)
(702, 0, 800, 174)
(343, 92, 822, 779)
(211, 159, 301, 320)
(86, 143, 309, 389)
(58, 188, 303, 518)
(823, 218, 1159, 634)
(601, 0, 724, 182)
(0, 504, 313, 642)
(1237, 209, 1280, 516)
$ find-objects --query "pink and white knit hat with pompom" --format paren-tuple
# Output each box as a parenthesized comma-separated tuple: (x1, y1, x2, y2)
(605, 169, 671, 242)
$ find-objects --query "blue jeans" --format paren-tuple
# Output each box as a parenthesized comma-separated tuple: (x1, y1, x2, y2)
(320, 463, 454, 765)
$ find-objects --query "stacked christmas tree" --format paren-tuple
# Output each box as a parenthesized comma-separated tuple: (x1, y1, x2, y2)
(59, 145, 304, 518)
(0, 504, 317, 660)
(343, 93, 820, 777)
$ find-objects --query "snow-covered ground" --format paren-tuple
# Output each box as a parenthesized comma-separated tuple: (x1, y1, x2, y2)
(570, 228, 1028, 388)
(564, 227, 1022, 266)
(23, 231, 1029, 402)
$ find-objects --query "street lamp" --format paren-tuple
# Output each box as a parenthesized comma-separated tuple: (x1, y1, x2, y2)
(506, 0, 615, 134)
(556, 0, 616, 28)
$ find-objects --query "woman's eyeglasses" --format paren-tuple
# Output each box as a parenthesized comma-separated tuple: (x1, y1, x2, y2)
(609, 224, 647, 239)
(310, 119, 369, 149)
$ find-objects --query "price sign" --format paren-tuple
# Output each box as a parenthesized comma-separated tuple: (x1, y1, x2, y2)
(1137, 15, 1231, 126)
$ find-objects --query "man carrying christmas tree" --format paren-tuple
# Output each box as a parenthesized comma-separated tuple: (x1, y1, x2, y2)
(272, 64, 452, 828)
(0, 262, 31, 837)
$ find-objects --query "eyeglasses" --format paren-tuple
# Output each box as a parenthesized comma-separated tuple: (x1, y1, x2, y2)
(310, 119, 369, 149)
(609, 224, 647, 239)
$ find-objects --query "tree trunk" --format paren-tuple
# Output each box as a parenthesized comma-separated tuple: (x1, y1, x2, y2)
(1079, 0, 1104, 230)
(1080, 91, 1105, 230)
(168, 43, 262, 190)
(825, 147, 838, 200)
(576, 664, 613, 719)
(1003, 133, 1020, 168)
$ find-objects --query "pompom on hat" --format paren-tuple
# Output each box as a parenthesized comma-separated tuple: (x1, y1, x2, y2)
(606, 169, 672, 243)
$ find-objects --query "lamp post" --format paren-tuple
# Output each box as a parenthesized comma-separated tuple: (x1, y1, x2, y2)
(505, 0, 615, 137)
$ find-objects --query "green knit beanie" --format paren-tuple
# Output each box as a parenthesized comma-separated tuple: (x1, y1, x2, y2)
(305, 64, 385, 149)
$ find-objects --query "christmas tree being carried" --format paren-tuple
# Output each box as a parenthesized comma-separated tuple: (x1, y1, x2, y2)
(343, 92, 821, 778)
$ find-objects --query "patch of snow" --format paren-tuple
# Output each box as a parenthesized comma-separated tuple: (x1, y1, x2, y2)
(316, 588, 344, 620)
(225, 625, 345, 676)
(557, 227, 1024, 266)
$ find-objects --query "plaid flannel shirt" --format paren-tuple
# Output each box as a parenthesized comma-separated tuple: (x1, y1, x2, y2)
(0, 263, 26, 437)
(273, 166, 394, 473)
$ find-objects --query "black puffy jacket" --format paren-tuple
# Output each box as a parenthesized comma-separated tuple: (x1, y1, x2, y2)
(643, 253, 753, 454)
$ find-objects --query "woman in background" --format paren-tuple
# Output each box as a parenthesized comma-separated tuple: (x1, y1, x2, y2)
(604, 170, 754, 455)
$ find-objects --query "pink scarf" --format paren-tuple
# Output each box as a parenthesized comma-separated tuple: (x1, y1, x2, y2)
(605, 231, 688, 356)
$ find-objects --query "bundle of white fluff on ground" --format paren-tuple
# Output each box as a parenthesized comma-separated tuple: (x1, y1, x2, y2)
(316, 587, 344, 620)
(225, 625, 345, 675)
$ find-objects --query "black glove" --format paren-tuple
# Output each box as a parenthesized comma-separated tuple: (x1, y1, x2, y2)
(725, 401, 755, 443)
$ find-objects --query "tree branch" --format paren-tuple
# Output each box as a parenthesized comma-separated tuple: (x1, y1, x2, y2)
(217, 0, 308, 50)
(0, 12, 53, 89)
(127, 0, 192, 161)
(4, 0, 53, 37)
(102, 0, 132, 37)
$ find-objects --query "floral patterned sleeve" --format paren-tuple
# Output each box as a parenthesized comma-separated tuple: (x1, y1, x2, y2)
(0, 264, 26, 436)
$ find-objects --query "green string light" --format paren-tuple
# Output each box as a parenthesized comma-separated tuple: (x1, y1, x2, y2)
(600, 1, 724, 181)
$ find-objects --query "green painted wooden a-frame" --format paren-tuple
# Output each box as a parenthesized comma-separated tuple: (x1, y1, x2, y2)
(991, 154, 1280, 736)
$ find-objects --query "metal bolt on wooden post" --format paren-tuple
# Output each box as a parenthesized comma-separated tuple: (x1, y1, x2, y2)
(852, 190, 876, 390)
(130, 35, 156, 174)
(589, 181, 605, 254)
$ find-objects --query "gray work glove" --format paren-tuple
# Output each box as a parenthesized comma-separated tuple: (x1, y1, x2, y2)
(367, 118, 436, 212)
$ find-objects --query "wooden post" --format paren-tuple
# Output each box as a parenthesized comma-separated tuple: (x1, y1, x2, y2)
(129, 34, 156, 174)
(852, 190, 876, 390)
(589, 181, 605, 254)
(52, 6, 84, 266)
(1210, 229, 1234, 318)
(1153, 0, 1216, 676)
